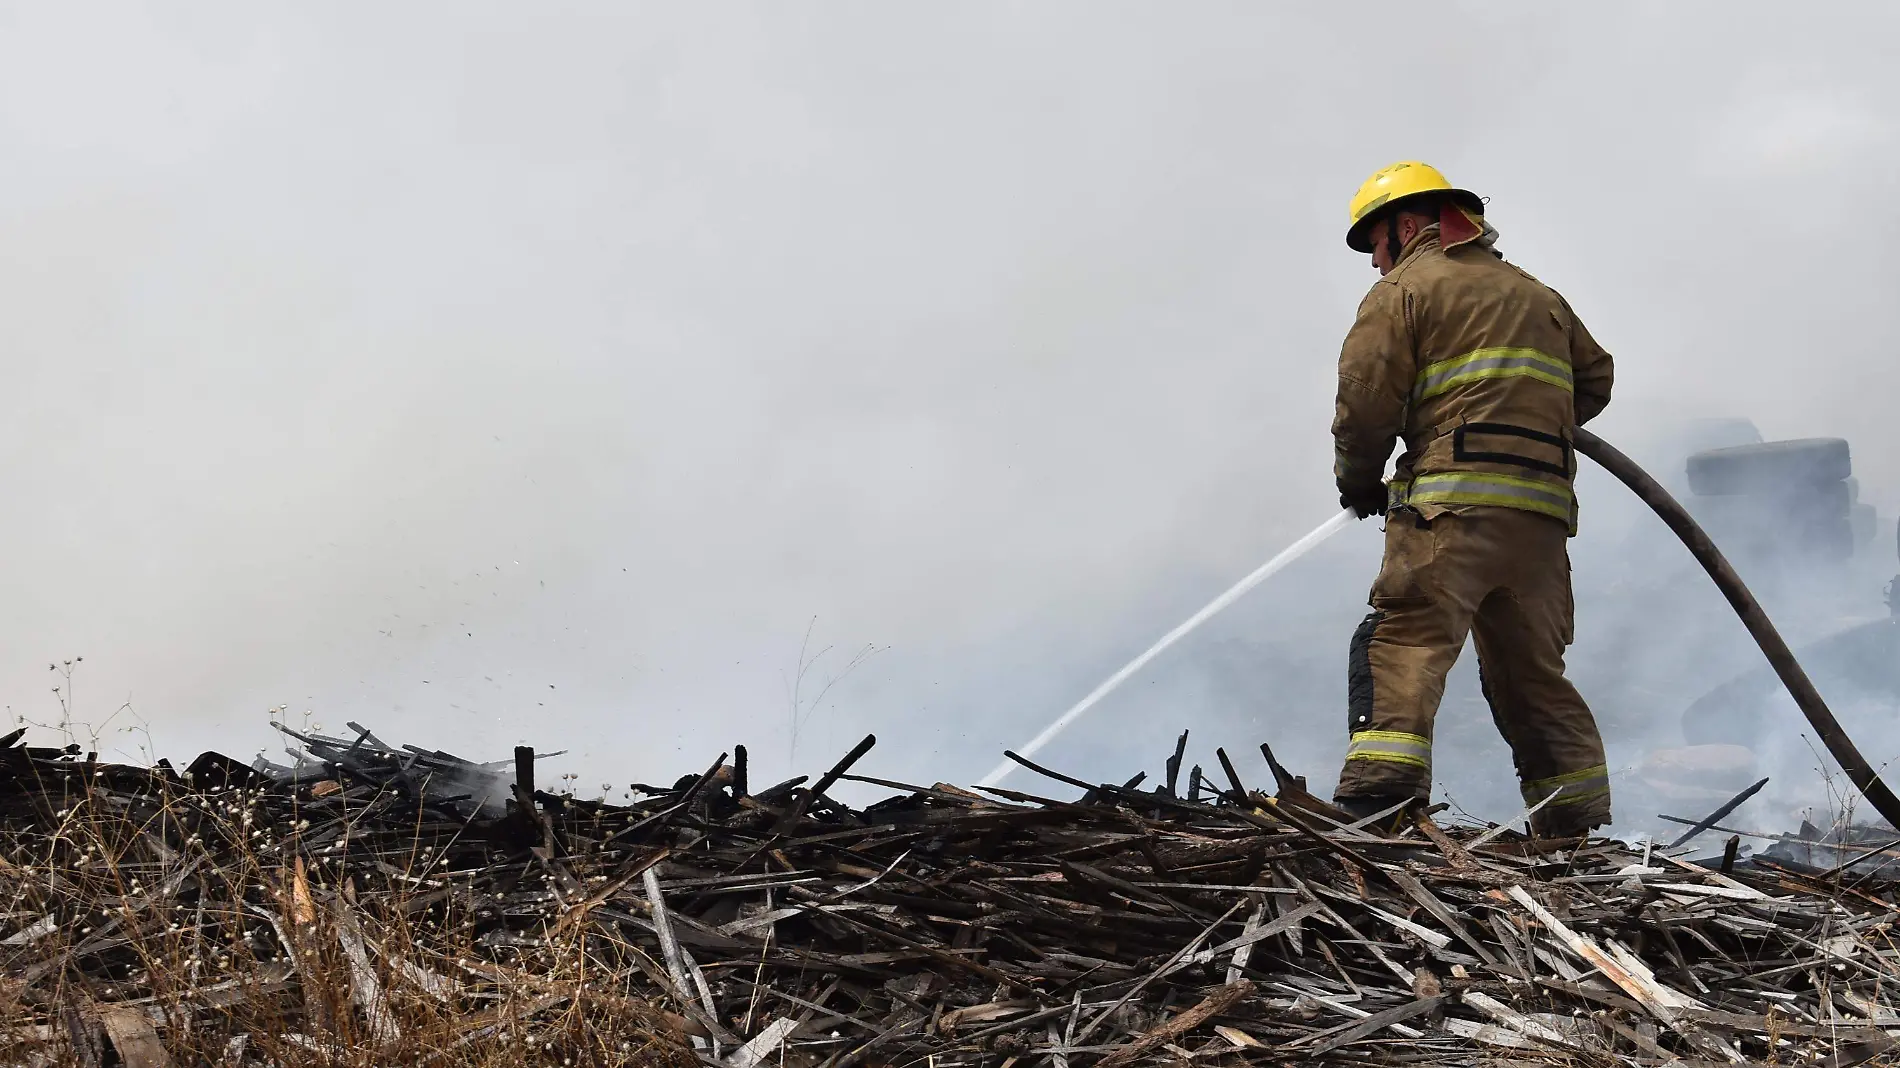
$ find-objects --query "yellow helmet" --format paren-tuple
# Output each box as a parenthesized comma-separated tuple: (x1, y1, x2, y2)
(1345, 160, 1483, 253)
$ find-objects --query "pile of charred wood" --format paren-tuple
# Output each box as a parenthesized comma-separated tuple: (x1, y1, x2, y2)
(4, 723, 1900, 1067)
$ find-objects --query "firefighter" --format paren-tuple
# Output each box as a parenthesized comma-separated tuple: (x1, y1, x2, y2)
(1329, 161, 1615, 836)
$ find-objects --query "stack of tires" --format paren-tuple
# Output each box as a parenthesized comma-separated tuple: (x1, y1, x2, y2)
(1683, 438, 1869, 563)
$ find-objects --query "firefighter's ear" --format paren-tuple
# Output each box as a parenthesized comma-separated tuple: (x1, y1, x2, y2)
(1440, 203, 1484, 248)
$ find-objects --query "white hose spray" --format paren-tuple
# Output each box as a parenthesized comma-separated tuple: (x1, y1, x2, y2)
(977, 507, 1356, 788)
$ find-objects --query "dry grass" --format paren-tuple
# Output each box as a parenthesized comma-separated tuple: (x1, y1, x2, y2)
(0, 749, 698, 1068)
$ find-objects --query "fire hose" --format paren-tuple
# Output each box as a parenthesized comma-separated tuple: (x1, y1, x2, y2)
(1573, 426, 1900, 830)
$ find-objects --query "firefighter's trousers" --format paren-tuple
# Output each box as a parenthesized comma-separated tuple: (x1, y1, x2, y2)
(1332, 506, 1611, 835)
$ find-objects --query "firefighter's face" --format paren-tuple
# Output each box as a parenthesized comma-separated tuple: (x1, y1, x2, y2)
(1369, 218, 1396, 275)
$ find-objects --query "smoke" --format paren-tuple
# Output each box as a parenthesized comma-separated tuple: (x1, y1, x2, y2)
(0, 5, 1897, 834)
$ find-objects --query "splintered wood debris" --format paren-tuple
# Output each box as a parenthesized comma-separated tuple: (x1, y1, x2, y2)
(4, 723, 1900, 1066)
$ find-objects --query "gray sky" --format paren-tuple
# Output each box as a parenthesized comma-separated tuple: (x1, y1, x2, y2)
(1, 5, 1896, 814)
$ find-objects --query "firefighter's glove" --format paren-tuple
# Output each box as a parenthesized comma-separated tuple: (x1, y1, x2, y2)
(1337, 479, 1386, 520)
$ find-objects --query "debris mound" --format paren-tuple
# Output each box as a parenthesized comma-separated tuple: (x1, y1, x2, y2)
(4, 724, 1900, 1067)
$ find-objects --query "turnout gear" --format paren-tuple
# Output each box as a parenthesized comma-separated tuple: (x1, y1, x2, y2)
(1346, 160, 1484, 253)
(1335, 508, 1610, 836)
(1331, 228, 1613, 530)
(1328, 187, 1614, 836)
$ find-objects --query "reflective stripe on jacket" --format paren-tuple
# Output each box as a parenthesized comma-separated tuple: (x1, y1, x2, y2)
(1388, 472, 1575, 525)
(1414, 346, 1574, 402)
(1332, 228, 1613, 530)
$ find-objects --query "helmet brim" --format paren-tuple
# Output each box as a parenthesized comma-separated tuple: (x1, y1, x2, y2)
(1346, 188, 1484, 253)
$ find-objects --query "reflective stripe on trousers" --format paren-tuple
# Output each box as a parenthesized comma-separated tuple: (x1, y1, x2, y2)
(1414, 347, 1574, 402)
(1521, 764, 1610, 808)
(1344, 730, 1431, 772)
(1388, 472, 1575, 525)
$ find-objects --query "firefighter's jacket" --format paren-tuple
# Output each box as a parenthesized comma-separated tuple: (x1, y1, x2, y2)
(1332, 227, 1614, 530)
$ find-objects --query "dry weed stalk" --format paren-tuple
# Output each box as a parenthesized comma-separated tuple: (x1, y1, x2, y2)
(0, 737, 695, 1067)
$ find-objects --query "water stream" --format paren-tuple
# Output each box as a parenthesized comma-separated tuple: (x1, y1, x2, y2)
(978, 507, 1356, 787)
